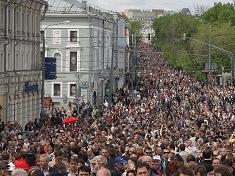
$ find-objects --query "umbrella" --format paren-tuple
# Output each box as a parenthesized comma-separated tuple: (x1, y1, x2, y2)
(63, 116, 79, 124)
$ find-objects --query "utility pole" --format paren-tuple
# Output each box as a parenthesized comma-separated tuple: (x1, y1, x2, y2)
(134, 33, 137, 90)
(231, 54, 235, 83)
(41, 31, 46, 118)
(222, 67, 225, 87)
(208, 26, 212, 71)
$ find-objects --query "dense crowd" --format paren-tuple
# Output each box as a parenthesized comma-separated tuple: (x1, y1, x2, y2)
(0, 44, 234, 176)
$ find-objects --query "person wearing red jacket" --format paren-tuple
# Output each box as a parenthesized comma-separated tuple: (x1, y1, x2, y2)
(14, 149, 30, 172)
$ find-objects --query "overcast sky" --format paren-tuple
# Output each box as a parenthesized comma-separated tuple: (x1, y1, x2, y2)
(86, 0, 234, 11)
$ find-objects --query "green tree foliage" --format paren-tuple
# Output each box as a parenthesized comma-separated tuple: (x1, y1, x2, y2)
(127, 19, 143, 45)
(152, 13, 199, 74)
(201, 2, 235, 25)
(152, 3, 235, 80)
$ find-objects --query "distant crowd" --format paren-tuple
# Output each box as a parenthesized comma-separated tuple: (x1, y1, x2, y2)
(0, 43, 234, 176)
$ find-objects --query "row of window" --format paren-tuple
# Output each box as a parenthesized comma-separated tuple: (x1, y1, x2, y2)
(1, 44, 40, 72)
(0, 5, 40, 38)
(52, 51, 80, 72)
(51, 83, 77, 98)
(42, 30, 78, 45)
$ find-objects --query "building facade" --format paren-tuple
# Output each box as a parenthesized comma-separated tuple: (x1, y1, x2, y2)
(43, 0, 127, 107)
(123, 9, 163, 44)
(0, 0, 48, 126)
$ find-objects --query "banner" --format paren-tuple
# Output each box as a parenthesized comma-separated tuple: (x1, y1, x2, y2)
(45, 57, 56, 80)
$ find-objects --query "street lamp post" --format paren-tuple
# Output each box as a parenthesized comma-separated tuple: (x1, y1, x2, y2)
(40, 21, 70, 118)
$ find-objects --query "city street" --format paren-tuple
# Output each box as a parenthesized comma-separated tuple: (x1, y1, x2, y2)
(0, 0, 235, 176)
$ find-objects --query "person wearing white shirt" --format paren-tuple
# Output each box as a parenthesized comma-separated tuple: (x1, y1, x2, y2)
(186, 140, 198, 157)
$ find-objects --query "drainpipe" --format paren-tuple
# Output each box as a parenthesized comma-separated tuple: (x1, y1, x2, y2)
(88, 12, 92, 104)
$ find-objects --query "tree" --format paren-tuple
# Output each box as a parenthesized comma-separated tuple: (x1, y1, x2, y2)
(152, 2, 235, 80)
(201, 2, 235, 25)
(152, 13, 199, 72)
(127, 19, 143, 46)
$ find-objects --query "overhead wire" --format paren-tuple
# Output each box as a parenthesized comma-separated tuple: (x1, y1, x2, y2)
(1, 33, 235, 39)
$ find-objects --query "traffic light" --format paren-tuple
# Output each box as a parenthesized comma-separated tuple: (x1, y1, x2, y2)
(183, 33, 191, 41)
(148, 33, 151, 41)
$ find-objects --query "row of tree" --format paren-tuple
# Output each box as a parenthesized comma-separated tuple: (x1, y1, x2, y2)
(152, 2, 235, 80)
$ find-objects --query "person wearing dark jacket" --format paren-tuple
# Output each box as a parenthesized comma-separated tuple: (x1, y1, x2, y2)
(199, 149, 213, 173)
(109, 156, 128, 176)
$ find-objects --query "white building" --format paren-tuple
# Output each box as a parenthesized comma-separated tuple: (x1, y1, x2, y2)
(42, 0, 127, 107)
(0, 0, 48, 126)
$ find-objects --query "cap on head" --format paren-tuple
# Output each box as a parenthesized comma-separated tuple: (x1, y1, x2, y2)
(114, 156, 128, 165)
(152, 155, 161, 161)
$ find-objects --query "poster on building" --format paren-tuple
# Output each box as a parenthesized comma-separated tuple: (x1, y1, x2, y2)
(44, 97, 52, 108)
(70, 52, 77, 71)
(70, 84, 77, 97)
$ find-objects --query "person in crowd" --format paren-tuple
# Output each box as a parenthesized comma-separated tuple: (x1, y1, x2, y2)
(110, 156, 128, 176)
(212, 158, 221, 170)
(150, 155, 163, 176)
(175, 166, 194, 176)
(136, 163, 152, 176)
(38, 154, 50, 176)
(96, 167, 111, 176)
(79, 165, 91, 176)
(0, 161, 11, 175)
(14, 149, 30, 172)
(67, 156, 79, 176)
(126, 169, 136, 176)
(11, 168, 28, 176)
(213, 165, 233, 176)
(28, 166, 44, 176)
(199, 149, 213, 173)
(194, 165, 207, 176)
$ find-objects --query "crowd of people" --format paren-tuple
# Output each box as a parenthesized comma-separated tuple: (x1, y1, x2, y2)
(0, 44, 234, 176)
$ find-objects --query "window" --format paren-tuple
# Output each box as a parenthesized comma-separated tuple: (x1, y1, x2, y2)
(70, 31, 77, 42)
(8, 9, 11, 31)
(16, 11, 20, 32)
(53, 30, 61, 44)
(15, 54, 19, 70)
(53, 84, 61, 96)
(40, 31, 44, 43)
(27, 13, 30, 34)
(0, 53, 3, 72)
(22, 12, 25, 33)
(70, 52, 77, 71)
(69, 84, 77, 97)
(0, 7, 4, 30)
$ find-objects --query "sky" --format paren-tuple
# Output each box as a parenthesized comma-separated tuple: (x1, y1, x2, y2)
(85, 0, 234, 11)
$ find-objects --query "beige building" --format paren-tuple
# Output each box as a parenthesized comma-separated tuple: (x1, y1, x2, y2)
(0, 0, 48, 126)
